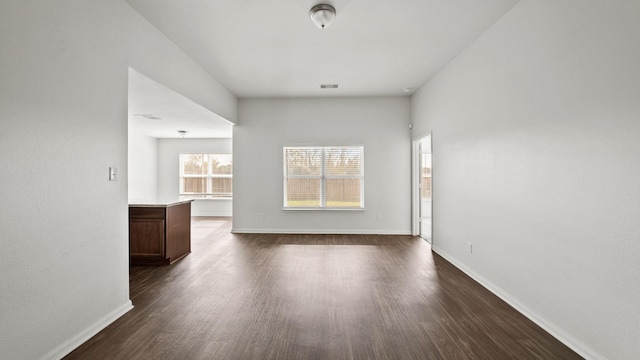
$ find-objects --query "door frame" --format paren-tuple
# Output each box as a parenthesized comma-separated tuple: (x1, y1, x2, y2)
(412, 133, 432, 243)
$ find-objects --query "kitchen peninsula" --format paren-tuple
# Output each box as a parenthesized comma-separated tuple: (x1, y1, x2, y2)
(128, 199, 192, 265)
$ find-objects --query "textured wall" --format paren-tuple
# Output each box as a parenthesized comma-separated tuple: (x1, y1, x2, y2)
(0, 1, 237, 358)
(0, 1, 132, 358)
(411, 0, 640, 358)
(234, 97, 411, 234)
(128, 132, 159, 202)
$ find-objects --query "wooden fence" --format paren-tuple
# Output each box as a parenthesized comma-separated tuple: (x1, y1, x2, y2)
(287, 178, 361, 203)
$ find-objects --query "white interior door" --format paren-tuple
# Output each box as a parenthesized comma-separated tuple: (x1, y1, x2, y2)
(419, 149, 432, 241)
(414, 134, 432, 243)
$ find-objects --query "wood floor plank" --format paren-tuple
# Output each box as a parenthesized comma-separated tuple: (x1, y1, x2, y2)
(65, 217, 582, 359)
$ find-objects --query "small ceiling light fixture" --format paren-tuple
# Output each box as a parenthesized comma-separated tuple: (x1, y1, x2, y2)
(310, 4, 336, 29)
(177, 130, 189, 138)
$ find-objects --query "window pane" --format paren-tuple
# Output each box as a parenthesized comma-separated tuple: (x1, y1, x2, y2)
(284, 146, 363, 209)
(180, 153, 233, 197)
(421, 160, 431, 200)
(285, 148, 322, 176)
(212, 154, 233, 175)
(286, 178, 320, 207)
(182, 177, 207, 193)
(325, 147, 362, 176)
(211, 177, 232, 195)
(326, 179, 361, 207)
(183, 154, 208, 175)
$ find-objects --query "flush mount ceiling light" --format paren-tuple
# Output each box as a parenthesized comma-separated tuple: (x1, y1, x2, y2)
(310, 4, 336, 29)
(177, 130, 189, 138)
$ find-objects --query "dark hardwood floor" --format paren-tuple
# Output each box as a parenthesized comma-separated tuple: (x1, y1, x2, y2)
(65, 217, 582, 359)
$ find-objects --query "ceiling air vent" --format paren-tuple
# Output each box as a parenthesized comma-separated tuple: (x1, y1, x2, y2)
(320, 84, 338, 89)
(134, 114, 161, 120)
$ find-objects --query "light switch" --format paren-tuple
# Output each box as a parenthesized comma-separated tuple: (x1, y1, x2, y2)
(109, 167, 118, 181)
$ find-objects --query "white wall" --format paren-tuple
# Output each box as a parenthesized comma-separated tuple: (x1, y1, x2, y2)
(128, 132, 158, 202)
(126, 8, 237, 123)
(158, 138, 233, 216)
(0, 1, 237, 359)
(411, 0, 640, 359)
(234, 97, 411, 234)
(0, 1, 132, 359)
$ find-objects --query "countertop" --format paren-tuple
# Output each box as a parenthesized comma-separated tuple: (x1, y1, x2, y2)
(128, 199, 193, 208)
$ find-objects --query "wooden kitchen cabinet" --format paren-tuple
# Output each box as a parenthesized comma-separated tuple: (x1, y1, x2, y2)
(128, 200, 192, 266)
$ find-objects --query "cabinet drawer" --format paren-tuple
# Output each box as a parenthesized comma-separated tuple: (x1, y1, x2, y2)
(129, 207, 165, 220)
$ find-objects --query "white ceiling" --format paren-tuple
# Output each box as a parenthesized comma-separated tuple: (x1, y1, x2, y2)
(126, 0, 519, 138)
(126, 0, 518, 98)
(128, 69, 234, 139)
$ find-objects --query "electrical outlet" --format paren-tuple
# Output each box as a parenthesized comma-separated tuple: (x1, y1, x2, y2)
(376, 214, 382, 221)
(467, 242, 473, 253)
(260, 213, 267, 220)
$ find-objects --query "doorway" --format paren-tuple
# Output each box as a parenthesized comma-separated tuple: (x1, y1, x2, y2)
(412, 134, 432, 243)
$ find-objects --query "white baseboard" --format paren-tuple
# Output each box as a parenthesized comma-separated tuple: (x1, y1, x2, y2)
(231, 228, 411, 235)
(40, 300, 133, 360)
(431, 246, 603, 360)
(192, 212, 232, 217)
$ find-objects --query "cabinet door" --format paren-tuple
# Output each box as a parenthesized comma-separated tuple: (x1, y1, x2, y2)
(129, 219, 165, 257)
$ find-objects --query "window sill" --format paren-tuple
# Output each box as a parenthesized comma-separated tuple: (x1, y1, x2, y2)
(180, 196, 232, 201)
(282, 207, 365, 211)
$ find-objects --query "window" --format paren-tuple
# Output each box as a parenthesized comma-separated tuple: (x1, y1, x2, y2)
(283, 146, 363, 209)
(180, 154, 232, 199)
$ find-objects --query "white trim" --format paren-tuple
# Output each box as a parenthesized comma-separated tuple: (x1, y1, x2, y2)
(281, 207, 365, 211)
(181, 197, 233, 201)
(431, 246, 605, 360)
(39, 301, 133, 360)
(411, 139, 420, 236)
(231, 228, 411, 235)
(192, 212, 232, 217)
(412, 134, 432, 238)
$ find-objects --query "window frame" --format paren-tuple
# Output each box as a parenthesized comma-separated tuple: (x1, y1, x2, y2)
(283, 146, 364, 210)
(179, 153, 233, 199)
